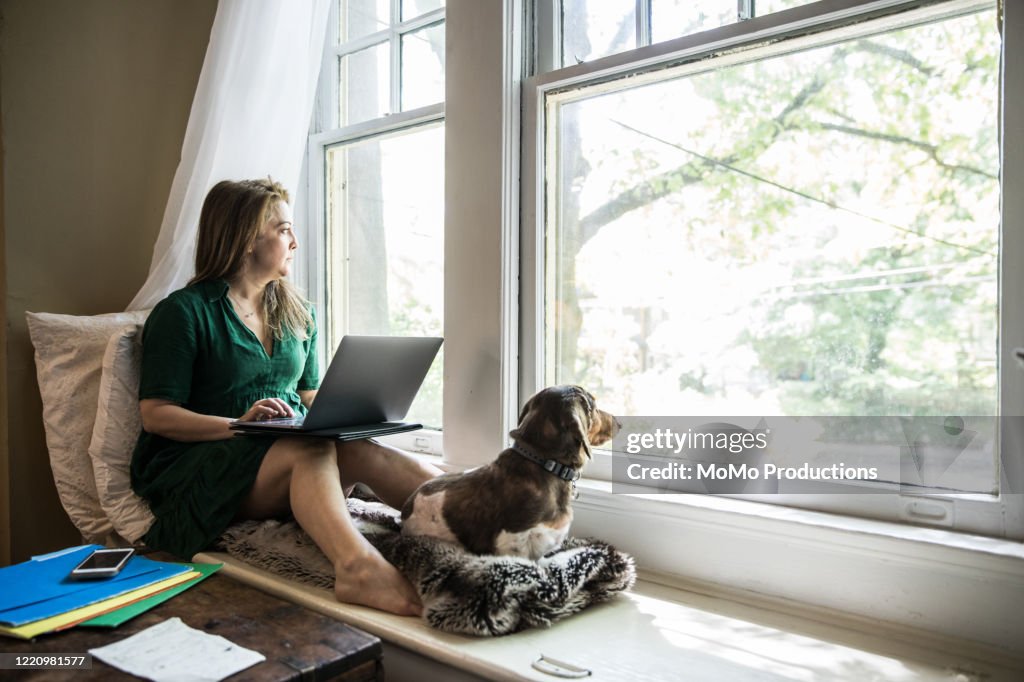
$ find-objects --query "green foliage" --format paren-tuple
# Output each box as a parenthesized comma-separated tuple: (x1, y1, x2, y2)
(391, 301, 443, 428)
(560, 8, 1000, 417)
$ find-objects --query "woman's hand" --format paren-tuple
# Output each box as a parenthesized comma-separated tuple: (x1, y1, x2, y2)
(139, 397, 297, 442)
(239, 398, 295, 422)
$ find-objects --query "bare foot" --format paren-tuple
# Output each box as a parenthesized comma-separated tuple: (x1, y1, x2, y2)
(335, 549, 422, 616)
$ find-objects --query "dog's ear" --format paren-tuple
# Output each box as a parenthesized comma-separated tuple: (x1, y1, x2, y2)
(510, 397, 529, 441)
(511, 396, 556, 443)
(564, 400, 592, 460)
(517, 401, 530, 426)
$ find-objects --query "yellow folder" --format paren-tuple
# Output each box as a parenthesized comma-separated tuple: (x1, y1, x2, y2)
(0, 570, 200, 640)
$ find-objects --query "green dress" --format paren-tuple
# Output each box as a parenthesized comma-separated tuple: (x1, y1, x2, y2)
(130, 279, 319, 559)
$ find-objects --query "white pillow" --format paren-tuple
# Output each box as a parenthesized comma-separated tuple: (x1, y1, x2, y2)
(89, 324, 156, 543)
(26, 309, 150, 543)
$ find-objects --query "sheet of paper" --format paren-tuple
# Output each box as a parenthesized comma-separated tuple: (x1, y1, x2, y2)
(89, 617, 266, 682)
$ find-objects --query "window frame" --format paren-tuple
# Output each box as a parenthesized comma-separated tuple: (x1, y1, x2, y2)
(324, 1, 446, 127)
(289, 0, 1024, 652)
(299, 0, 1023, 539)
(302, 0, 447, 454)
(521, 0, 1024, 539)
(544, 0, 805, 70)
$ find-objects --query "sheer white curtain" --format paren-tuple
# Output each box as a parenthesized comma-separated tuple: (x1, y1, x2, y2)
(128, 0, 330, 310)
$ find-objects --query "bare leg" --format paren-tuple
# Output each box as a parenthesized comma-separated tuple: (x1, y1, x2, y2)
(333, 438, 443, 509)
(238, 437, 423, 616)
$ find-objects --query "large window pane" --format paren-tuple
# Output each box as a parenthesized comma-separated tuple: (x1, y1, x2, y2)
(546, 9, 1000, 426)
(326, 124, 445, 428)
(339, 42, 390, 126)
(562, 0, 637, 66)
(401, 22, 445, 111)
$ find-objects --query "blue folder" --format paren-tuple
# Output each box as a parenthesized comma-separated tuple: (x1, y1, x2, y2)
(0, 545, 191, 627)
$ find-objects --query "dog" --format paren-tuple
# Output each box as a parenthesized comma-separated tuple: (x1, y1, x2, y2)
(400, 385, 619, 559)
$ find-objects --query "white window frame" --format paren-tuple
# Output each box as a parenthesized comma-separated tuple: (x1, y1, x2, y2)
(301, 0, 447, 455)
(293, 0, 1024, 651)
(521, 1, 1024, 652)
(539, 0, 763, 71)
(521, 0, 1024, 539)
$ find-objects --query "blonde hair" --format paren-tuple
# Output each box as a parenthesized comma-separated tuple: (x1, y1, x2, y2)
(190, 178, 313, 340)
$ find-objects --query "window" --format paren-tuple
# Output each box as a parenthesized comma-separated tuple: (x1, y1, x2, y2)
(334, 0, 445, 126)
(548, 8, 999, 420)
(292, 0, 1024, 649)
(310, 0, 445, 435)
(556, 0, 827, 67)
(324, 125, 444, 428)
(526, 0, 1021, 536)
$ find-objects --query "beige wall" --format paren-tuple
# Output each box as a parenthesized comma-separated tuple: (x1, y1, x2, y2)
(1, 75, 8, 566)
(1, 0, 217, 563)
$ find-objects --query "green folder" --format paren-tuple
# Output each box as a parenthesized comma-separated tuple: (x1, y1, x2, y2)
(78, 562, 221, 628)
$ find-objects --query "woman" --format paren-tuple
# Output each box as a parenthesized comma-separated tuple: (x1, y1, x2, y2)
(131, 178, 439, 616)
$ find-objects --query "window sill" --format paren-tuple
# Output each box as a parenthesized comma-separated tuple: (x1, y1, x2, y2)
(570, 479, 1024, 660)
(575, 479, 1024, 559)
(376, 447, 1023, 656)
(377, 429, 444, 457)
(196, 550, 1023, 681)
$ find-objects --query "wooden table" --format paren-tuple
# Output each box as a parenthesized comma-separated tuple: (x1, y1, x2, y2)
(0, 567, 383, 681)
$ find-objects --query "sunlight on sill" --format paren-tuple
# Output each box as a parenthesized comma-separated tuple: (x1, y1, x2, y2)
(195, 551, 1018, 682)
(628, 587, 950, 682)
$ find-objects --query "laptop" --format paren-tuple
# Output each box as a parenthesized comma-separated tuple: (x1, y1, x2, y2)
(229, 335, 443, 440)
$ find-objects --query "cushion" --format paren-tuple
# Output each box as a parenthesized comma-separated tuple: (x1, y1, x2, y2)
(26, 309, 150, 543)
(217, 498, 637, 636)
(88, 324, 156, 543)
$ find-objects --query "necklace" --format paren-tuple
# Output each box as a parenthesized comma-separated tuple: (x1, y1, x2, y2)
(228, 293, 258, 320)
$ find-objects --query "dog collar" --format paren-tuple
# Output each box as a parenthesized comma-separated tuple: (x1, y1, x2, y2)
(511, 441, 581, 482)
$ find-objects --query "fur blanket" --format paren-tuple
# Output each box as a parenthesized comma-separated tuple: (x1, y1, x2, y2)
(215, 498, 635, 636)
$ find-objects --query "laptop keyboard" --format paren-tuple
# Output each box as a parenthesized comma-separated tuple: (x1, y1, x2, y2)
(260, 415, 306, 427)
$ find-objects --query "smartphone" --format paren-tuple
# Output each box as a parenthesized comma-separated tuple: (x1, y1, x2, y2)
(68, 548, 135, 580)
